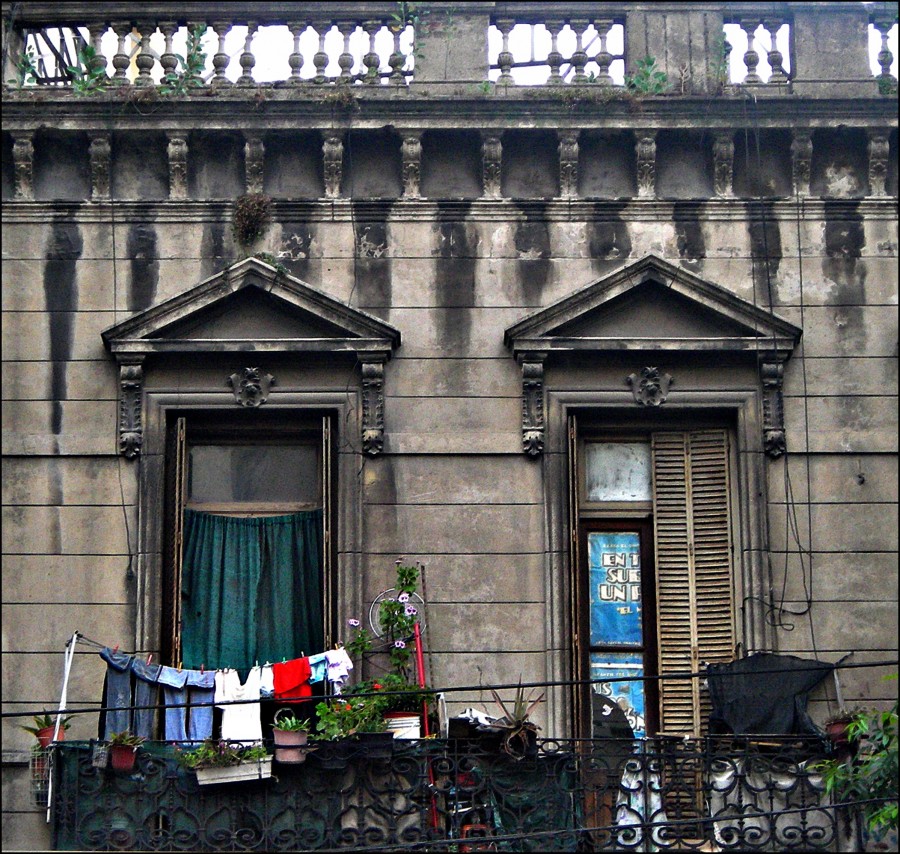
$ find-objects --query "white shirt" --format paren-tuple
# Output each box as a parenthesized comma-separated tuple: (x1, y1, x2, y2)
(214, 667, 263, 745)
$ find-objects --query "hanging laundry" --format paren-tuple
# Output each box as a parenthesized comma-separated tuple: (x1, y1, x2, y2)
(130, 657, 162, 741)
(272, 657, 313, 702)
(157, 665, 190, 742)
(184, 669, 216, 744)
(324, 648, 354, 694)
(259, 663, 275, 698)
(99, 647, 135, 739)
(215, 666, 263, 744)
(307, 652, 327, 684)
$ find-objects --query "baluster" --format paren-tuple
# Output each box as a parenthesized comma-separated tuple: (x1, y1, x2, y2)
(763, 18, 787, 84)
(363, 20, 382, 84)
(287, 21, 307, 86)
(593, 19, 614, 85)
(546, 20, 564, 85)
(159, 22, 178, 82)
(210, 21, 230, 87)
(741, 19, 761, 84)
(134, 23, 156, 86)
(496, 18, 514, 85)
(111, 22, 132, 86)
(872, 14, 896, 82)
(86, 22, 107, 78)
(313, 26, 329, 84)
(236, 22, 257, 86)
(337, 21, 356, 82)
(388, 26, 405, 85)
(570, 20, 589, 83)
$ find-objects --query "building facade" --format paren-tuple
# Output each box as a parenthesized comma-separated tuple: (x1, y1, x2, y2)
(2, 2, 897, 849)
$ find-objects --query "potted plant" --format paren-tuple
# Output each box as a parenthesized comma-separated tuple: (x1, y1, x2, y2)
(20, 712, 73, 748)
(272, 708, 311, 764)
(108, 730, 145, 772)
(486, 682, 545, 760)
(177, 738, 272, 785)
(824, 707, 865, 757)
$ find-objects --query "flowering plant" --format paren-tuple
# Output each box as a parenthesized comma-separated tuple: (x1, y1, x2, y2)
(313, 695, 388, 740)
(176, 738, 268, 769)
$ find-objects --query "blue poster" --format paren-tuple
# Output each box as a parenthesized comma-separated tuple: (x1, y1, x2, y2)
(591, 652, 646, 739)
(589, 532, 643, 647)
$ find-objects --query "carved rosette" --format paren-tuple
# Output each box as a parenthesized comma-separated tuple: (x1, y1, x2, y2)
(167, 134, 188, 200)
(791, 131, 812, 198)
(760, 359, 786, 458)
(635, 132, 656, 198)
(627, 367, 673, 406)
(520, 358, 545, 457)
(361, 361, 385, 455)
(867, 130, 890, 197)
(323, 134, 344, 199)
(118, 362, 144, 458)
(558, 133, 579, 198)
(713, 132, 734, 198)
(227, 367, 275, 407)
(12, 133, 34, 200)
(401, 131, 422, 199)
(89, 134, 111, 200)
(244, 135, 265, 195)
(482, 134, 502, 199)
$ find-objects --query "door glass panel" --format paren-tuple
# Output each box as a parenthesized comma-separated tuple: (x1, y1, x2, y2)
(188, 445, 319, 504)
(585, 442, 651, 502)
(589, 531, 643, 646)
(591, 652, 646, 738)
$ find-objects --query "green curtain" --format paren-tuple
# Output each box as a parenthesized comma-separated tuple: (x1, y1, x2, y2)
(180, 509, 324, 671)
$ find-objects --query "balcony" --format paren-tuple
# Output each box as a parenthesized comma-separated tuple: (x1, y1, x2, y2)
(49, 735, 855, 851)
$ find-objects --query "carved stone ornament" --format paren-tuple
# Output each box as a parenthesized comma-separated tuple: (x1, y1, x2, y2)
(713, 132, 734, 198)
(227, 367, 275, 407)
(635, 132, 656, 198)
(627, 366, 673, 406)
(118, 362, 144, 458)
(791, 131, 812, 198)
(867, 130, 890, 197)
(760, 359, 786, 458)
(482, 134, 502, 199)
(12, 133, 34, 200)
(361, 361, 385, 455)
(558, 132, 579, 198)
(89, 133, 111, 200)
(244, 135, 265, 195)
(401, 131, 422, 199)
(323, 134, 344, 199)
(521, 359, 545, 457)
(167, 134, 188, 200)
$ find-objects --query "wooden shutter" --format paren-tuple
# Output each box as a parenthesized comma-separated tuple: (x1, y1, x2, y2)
(171, 416, 187, 666)
(652, 430, 735, 736)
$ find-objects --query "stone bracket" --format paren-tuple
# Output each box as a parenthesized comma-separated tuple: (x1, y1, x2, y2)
(520, 355, 546, 457)
(118, 360, 145, 459)
(361, 360, 386, 455)
(627, 366, 673, 406)
(323, 133, 344, 199)
(401, 130, 422, 199)
(559, 132, 579, 198)
(482, 133, 502, 199)
(760, 358, 786, 458)
(228, 367, 275, 407)
(636, 131, 657, 198)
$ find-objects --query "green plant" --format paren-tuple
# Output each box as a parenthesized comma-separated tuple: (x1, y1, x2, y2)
(66, 44, 110, 95)
(348, 673, 433, 716)
(20, 712, 73, 737)
(232, 193, 272, 246)
(321, 87, 359, 109)
(8, 46, 39, 86)
(379, 560, 421, 681)
(488, 681, 545, 759)
(159, 25, 207, 95)
(108, 729, 145, 747)
(624, 56, 670, 96)
(273, 709, 311, 732)
(313, 695, 387, 739)
(877, 76, 898, 97)
(177, 738, 268, 769)
(253, 251, 288, 275)
(816, 692, 898, 840)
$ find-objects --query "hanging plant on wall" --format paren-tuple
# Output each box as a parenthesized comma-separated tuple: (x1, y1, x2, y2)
(232, 193, 272, 247)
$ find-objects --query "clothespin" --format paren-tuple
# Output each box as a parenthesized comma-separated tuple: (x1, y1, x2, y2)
(282, 657, 286, 664)
(335, 641, 343, 649)
(113, 644, 118, 654)
(300, 651, 305, 658)
(177, 660, 183, 672)
(200, 663, 204, 674)
(255, 659, 259, 668)
(147, 653, 153, 665)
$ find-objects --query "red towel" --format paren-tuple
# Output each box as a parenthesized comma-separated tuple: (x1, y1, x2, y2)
(272, 657, 312, 701)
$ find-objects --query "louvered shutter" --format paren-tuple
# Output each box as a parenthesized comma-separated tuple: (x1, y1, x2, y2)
(652, 430, 735, 736)
(171, 416, 187, 666)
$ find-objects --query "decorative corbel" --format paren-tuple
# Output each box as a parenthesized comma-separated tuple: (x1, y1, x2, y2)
(520, 355, 546, 457)
(760, 359, 786, 458)
(558, 132, 579, 198)
(89, 133, 111, 200)
(713, 132, 734, 198)
(12, 132, 34, 200)
(323, 133, 344, 199)
(627, 366, 673, 406)
(227, 367, 274, 407)
(361, 360, 386, 455)
(118, 360, 145, 458)
(167, 133, 188, 200)
(791, 130, 812, 198)
(635, 131, 656, 198)
(401, 130, 422, 199)
(482, 133, 502, 199)
(867, 129, 890, 197)
(244, 134, 265, 195)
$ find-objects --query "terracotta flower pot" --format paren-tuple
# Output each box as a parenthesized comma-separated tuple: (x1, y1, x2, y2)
(109, 744, 137, 773)
(273, 728, 309, 764)
(35, 725, 65, 749)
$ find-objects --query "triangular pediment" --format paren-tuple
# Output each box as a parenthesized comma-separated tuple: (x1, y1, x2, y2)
(505, 255, 801, 358)
(102, 256, 400, 359)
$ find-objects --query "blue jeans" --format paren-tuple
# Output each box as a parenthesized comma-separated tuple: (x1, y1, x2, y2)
(130, 658, 162, 740)
(99, 648, 134, 740)
(158, 666, 189, 742)
(185, 670, 215, 744)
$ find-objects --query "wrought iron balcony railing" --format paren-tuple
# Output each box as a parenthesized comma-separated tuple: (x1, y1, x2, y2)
(49, 735, 858, 852)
